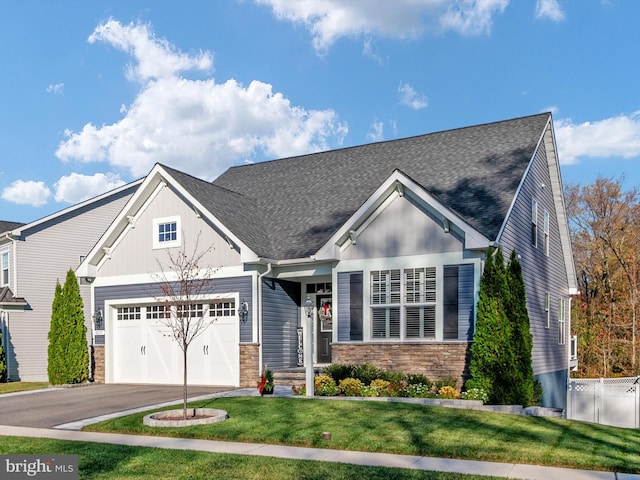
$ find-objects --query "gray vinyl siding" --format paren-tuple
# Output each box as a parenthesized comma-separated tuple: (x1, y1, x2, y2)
(99, 184, 241, 278)
(498, 126, 569, 407)
(261, 278, 300, 370)
(95, 275, 253, 345)
(8, 186, 136, 381)
(341, 194, 462, 260)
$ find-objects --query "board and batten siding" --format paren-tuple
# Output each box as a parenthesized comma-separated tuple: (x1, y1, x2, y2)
(8, 186, 137, 381)
(498, 126, 570, 408)
(261, 277, 301, 370)
(340, 193, 462, 261)
(94, 275, 254, 345)
(98, 184, 241, 278)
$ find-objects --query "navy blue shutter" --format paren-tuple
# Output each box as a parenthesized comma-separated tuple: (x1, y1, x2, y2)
(349, 273, 363, 341)
(443, 266, 459, 340)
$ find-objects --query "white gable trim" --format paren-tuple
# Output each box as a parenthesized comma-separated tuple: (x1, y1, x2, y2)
(77, 164, 258, 279)
(545, 118, 578, 294)
(315, 170, 491, 261)
(11, 179, 143, 237)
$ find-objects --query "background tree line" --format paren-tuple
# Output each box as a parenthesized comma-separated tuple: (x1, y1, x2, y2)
(567, 176, 640, 378)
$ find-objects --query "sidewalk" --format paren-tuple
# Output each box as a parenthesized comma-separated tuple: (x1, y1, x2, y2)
(0, 424, 637, 480)
(0, 387, 639, 480)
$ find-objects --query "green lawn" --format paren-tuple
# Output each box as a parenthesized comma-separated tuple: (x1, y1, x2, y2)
(0, 382, 49, 394)
(0, 437, 503, 480)
(85, 396, 640, 474)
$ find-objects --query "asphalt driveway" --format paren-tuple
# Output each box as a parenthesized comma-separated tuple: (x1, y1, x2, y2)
(0, 384, 233, 428)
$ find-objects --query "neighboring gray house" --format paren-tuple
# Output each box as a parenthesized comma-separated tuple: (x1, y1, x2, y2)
(0, 182, 141, 381)
(77, 113, 577, 409)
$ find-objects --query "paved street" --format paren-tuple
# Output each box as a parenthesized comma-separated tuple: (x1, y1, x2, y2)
(0, 384, 232, 428)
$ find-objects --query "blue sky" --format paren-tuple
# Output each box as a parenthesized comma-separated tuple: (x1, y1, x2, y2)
(1, 0, 639, 224)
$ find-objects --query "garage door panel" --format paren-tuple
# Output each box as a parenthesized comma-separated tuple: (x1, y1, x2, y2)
(113, 324, 146, 384)
(146, 322, 181, 384)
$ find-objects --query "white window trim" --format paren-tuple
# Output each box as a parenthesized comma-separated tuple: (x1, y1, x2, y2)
(152, 215, 181, 250)
(531, 199, 538, 248)
(0, 250, 9, 287)
(558, 298, 566, 345)
(545, 292, 550, 329)
(543, 210, 550, 257)
(369, 266, 439, 342)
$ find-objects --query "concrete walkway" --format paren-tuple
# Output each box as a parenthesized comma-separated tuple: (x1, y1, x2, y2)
(0, 387, 638, 480)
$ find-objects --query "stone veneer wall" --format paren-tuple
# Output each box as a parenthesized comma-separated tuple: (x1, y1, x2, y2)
(92, 345, 105, 383)
(332, 342, 471, 389)
(239, 343, 260, 388)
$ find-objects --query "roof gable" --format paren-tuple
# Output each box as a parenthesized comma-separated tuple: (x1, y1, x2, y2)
(213, 113, 550, 260)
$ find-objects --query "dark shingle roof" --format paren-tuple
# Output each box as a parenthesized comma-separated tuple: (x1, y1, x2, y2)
(161, 166, 274, 256)
(0, 287, 26, 305)
(0, 221, 25, 235)
(208, 113, 550, 260)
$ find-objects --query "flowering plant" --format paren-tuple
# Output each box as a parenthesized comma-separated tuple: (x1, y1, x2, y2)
(257, 366, 274, 396)
(437, 385, 459, 399)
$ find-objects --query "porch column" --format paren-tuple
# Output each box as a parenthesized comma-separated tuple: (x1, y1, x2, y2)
(304, 297, 314, 396)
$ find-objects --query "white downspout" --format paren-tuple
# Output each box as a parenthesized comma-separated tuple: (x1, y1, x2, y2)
(257, 263, 272, 376)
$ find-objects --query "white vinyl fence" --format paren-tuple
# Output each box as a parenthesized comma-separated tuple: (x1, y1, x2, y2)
(567, 377, 640, 428)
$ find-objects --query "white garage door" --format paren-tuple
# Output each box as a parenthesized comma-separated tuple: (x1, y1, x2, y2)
(112, 300, 240, 386)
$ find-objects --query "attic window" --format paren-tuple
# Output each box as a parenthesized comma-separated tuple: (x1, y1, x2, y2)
(153, 216, 181, 249)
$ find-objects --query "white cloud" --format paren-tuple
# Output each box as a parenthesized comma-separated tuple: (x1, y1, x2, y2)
(440, 0, 510, 36)
(54, 172, 126, 204)
(398, 82, 428, 110)
(555, 112, 640, 165)
(88, 18, 212, 82)
(1, 180, 51, 207)
(367, 121, 384, 142)
(56, 19, 347, 180)
(46, 83, 64, 94)
(254, 0, 509, 52)
(535, 0, 565, 22)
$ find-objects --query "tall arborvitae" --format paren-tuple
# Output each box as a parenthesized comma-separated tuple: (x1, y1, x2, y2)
(47, 270, 89, 385)
(47, 281, 64, 384)
(63, 269, 89, 384)
(507, 249, 535, 406)
(467, 247, 517, 404)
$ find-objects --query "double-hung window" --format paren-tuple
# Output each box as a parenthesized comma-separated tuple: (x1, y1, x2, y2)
(558, 298, 566, 345)
(531, 199, 538, 247)
(1, 251, 8, 286)
(370, 267, 436, 340)
(543, 210, 550, 256)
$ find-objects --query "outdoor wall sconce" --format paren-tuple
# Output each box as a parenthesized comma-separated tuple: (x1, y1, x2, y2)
(238, 299, 249, 323)
(93, 308, 104, 330)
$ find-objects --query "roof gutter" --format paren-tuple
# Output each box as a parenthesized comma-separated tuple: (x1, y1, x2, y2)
(250, 256, 333, 267)
(257, 262, 272, 376)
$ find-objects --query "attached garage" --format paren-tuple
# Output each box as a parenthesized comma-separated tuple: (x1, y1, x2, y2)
(107, 298, 240, 386)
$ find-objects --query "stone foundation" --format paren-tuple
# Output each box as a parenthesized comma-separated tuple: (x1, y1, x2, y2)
(331, 342, 471, 389)
(92, 345, 105, 383)
(239, 343, 260, 388)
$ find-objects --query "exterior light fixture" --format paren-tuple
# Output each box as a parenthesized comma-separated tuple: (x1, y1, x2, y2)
(93, 308, 104, 330)
(238, 299, 249, 324)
